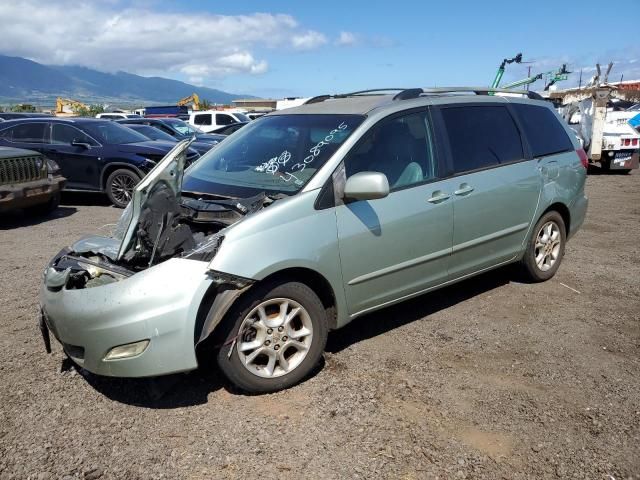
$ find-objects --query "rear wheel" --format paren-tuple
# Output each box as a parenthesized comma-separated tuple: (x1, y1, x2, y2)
(520, 211, 566, 282)
(106, 168, 140, 208)
(214, 281, 328, 393)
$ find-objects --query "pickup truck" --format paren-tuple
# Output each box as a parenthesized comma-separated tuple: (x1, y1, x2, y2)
(188, 110, 250, 133)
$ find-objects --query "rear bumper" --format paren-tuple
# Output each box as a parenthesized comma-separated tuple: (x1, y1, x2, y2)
(607, 150, 639, 170)
(568, 194, 588, 240)
(0, 175, 66, 212)
(40, 258, 213, 377)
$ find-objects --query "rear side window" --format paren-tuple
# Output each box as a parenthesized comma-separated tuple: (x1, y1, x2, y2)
(193, 114, 212, 126)
(441, 106, 523, 173)
(513, 104, 574, 157)
(0, 123, 47, 143)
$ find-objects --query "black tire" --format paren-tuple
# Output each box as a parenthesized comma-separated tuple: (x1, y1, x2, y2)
(214, 281, 328, 393)
(520, 211, 566, 282)
(25, 192, 60, 216)
(105, 168, 140, 208)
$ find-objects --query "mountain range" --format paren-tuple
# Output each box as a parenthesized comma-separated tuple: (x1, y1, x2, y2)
(0, 54, 253, 107)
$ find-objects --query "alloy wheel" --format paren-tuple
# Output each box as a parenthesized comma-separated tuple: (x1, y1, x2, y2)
(237, 298, 313, 378)
(534, 221, 561, 272)
(110, 174, 137, 205)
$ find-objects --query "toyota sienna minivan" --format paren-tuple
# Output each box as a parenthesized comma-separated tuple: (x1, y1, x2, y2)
(40, 87, 588, 393)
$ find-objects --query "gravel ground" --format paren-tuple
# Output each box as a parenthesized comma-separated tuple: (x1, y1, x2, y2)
(0, 170, 638, 480)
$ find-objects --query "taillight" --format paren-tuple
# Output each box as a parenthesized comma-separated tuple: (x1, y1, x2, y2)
(577, 149, 588, 169)
(633, 138, 639, 147)
(623, 138, 631, 146)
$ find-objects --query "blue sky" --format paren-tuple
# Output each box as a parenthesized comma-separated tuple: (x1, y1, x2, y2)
(2, 0, 639, 98)
(169, 0, 640, 96)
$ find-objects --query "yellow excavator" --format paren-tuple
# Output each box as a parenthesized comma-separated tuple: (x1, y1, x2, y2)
(177, 93, 200, 111)
(55, 97, 88, 116)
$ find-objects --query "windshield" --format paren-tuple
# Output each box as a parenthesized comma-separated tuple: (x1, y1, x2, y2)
(233, 112, 250, 122)
(83, 121, 150, 144)
(183, 114, 364, 197)
(164, 119, 204, 136)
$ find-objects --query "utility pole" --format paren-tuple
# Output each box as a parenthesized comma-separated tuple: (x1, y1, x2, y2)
(578, 69, 583, 89)
(527, 66, 531, 91)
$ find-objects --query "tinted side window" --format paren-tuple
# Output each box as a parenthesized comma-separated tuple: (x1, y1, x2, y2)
(4, 123, 47, 143)
(513, 104, 574, 157)
(441, 106, 523, 174)
(344, 111, 437, 190)
(194, 114, 212, 126)
(217, 114, 234, 126)
(51, 124, 95, 145)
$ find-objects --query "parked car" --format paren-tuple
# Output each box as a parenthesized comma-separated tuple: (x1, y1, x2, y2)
(39, 87, 588, 393)
(95, 113, 142, 120)
(116, 118, 224, 145)
(0, 118, 199, 208)
(188, 109, 250, 133)
(121, 123, 217, 156)
(0, 112, 52, 121)
(246, 112, 267, 120)
(210, 121, 249, 135)
(0, 146, 66, 214)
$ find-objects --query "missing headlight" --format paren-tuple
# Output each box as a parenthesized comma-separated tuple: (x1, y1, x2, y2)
(182, 232, 225, 262)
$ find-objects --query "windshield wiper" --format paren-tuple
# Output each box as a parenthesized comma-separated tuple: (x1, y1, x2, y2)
(181, 192, 273, 216)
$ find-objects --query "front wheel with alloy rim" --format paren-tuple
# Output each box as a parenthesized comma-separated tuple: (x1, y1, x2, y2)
(520, 211, 566, 282)
(214, 281, 328, 393)
(106, 168, 140, 208)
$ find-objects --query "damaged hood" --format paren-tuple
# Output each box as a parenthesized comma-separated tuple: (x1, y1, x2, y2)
(116, 138, 194, 261)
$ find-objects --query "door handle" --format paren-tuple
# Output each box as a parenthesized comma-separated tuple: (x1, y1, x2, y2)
(454, 183, 474, 196)
(427, 191, 450, 203)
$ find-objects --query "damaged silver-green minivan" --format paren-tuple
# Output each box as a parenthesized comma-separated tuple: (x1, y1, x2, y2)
(40, 88, 588, 393)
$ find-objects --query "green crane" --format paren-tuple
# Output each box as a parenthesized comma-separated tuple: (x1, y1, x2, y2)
(501, 64, 571, 91)
(490, 53, 523, 89)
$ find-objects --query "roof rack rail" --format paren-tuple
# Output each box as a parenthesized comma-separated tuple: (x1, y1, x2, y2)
(417, 87, 542, 100)
(303, 87, 544, 105)
(305, 95, 332, 105)
(344, 88, 408, 96)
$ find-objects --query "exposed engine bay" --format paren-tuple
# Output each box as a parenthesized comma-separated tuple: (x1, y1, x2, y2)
(44, 139, 277, 291)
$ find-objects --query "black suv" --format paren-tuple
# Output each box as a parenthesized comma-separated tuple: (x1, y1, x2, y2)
(0, 118, 199, 207)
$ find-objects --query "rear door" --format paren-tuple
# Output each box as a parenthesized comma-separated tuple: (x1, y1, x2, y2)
(0, 122, 48, 154)
(43, 123, 102, 189)
(435, 104, 541, 279)
(335, 109, 455, 315)
(192, 113, 213, 132)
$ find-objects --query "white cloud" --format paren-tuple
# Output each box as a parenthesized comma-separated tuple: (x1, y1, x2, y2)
(0, 1, 332, 82)
(336, 31, 358, 46)
(292, 30, 328, 50)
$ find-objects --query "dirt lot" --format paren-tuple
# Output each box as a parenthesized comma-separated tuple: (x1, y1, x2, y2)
(0, 170, 638, 480)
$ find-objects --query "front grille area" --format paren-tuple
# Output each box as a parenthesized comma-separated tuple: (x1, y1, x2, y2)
(0, 156, 46, 185)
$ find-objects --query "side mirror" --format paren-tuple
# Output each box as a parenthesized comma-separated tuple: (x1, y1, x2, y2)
(71, 139, 91, 149)
(343, 171, 390, 202)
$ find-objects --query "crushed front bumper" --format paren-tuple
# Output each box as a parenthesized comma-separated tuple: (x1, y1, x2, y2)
(40, 258, 214, 377)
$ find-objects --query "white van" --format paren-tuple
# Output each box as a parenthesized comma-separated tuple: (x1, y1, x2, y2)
(188, 110, 250, 133)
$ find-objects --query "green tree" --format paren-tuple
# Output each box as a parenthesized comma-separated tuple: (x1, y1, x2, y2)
(10, 104, 36, 112)
(73, 104, 105, 117)
(199, 98, 213, 110)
